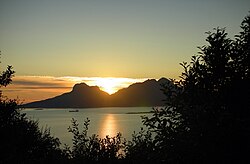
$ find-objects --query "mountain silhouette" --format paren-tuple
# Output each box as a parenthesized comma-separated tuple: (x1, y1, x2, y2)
(24, 78, 170, 108)
(110, 78, 167, 107)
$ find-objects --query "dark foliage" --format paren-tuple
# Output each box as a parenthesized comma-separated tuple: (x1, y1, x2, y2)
(124, 128, 157, 163)
(0, 65, 14, 88)
(66, 118, 125, 164)
(141, 13, 250, 163)
(0, 59, 68, 164)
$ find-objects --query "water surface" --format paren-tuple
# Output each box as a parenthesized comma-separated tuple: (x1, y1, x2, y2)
(23, 107, 154, 146)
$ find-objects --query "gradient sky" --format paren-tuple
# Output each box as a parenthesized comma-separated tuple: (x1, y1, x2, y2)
(1, 0, 249, 78)
(0, 0, 249, 102)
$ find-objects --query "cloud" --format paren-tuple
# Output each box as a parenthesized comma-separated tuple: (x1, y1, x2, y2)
(2, 76, 75, 103)
(11, 76, 74, 89)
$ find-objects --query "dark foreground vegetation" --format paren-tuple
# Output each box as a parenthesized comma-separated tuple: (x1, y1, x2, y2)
(1, 13, 250, 163)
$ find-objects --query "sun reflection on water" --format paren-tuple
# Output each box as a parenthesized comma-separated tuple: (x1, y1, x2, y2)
(100, 114, 117, 138)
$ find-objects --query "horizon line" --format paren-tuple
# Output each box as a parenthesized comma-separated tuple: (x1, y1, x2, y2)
(3, 75, 168, 103)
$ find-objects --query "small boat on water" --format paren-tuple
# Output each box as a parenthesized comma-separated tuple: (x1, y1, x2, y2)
(69, 109, 79, 112)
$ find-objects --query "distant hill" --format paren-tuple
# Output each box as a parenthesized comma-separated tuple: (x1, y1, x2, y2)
(110, 78, 168, 107)
(24, 78, 170, 108)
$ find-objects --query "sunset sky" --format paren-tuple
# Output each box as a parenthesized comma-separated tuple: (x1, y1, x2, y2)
(0, 0, 249, 103)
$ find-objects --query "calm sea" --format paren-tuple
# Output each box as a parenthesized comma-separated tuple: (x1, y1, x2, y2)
(22, 107, 154, 146)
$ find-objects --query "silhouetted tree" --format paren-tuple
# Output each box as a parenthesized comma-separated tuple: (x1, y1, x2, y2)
(0, 55, 68, 163)
(141, 13, 250, 163)
(124, 128, 157, 163)
(67, 118, 125, 163)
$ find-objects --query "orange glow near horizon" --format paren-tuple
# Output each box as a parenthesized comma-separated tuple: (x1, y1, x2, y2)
(2, 76, 148, 103)
(61, 76, 147, 94)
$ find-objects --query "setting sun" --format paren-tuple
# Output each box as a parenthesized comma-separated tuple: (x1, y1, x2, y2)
(96, 78, 117, 95)
(92, 77, 145, 95)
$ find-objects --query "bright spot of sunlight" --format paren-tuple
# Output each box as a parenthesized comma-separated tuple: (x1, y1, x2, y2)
(100, 114, 117, 138)
(61, 77, 147, 94)
(94, 78, 123, 95)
